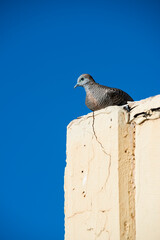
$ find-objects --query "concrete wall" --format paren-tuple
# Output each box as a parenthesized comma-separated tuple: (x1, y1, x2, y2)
(64, 95, 160, 240)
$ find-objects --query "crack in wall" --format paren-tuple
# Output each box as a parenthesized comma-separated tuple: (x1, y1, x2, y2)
(67, 210, 91, 219)
(68, 110, 115, 130)
(83, 210, 111, 240)
(133, 107, 160, 119)
(94, 211, 111, 240)
(92, 111, 111, 192)
(67, 115, 93, 130)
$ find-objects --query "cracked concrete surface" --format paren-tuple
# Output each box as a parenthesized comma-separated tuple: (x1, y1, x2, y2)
(65, 95, 160, 240)
(65, 106, 123, 240)
(128, 94, 160, 124)
(92, 111, 111, 192)
(132, 95, 160, 240)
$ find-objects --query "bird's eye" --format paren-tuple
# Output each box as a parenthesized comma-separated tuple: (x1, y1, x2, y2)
(81, 77, 84, 81)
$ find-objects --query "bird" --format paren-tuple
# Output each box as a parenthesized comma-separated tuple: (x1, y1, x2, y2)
(74, 74, 134, 111)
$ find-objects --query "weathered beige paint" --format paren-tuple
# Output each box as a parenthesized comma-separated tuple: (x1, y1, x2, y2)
(129, 95, 160, 239)
(65, 107, 135, 240)
(65, 95, 160, 240)
(65, 107, 120, 240)
(134, 115, 160, 240)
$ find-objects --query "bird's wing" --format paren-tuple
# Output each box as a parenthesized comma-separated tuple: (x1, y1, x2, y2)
(108, 88, 133, 105)
(105, 87, 133, 106)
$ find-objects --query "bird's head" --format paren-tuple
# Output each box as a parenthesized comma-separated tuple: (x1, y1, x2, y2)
(74, 74, 95, 88)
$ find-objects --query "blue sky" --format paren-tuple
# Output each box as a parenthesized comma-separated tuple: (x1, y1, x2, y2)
(0, 0, 160, 239)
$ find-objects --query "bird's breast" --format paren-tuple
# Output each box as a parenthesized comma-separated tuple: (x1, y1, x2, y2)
(85, 91, 99, 111)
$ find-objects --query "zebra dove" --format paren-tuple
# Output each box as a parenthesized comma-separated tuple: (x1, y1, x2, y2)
(74, 74, 134, 111)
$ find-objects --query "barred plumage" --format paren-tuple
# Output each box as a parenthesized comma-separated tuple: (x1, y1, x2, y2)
(74, 74, 133, 111)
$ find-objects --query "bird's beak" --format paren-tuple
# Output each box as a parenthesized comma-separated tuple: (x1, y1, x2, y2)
(74, 83, 79, 88)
